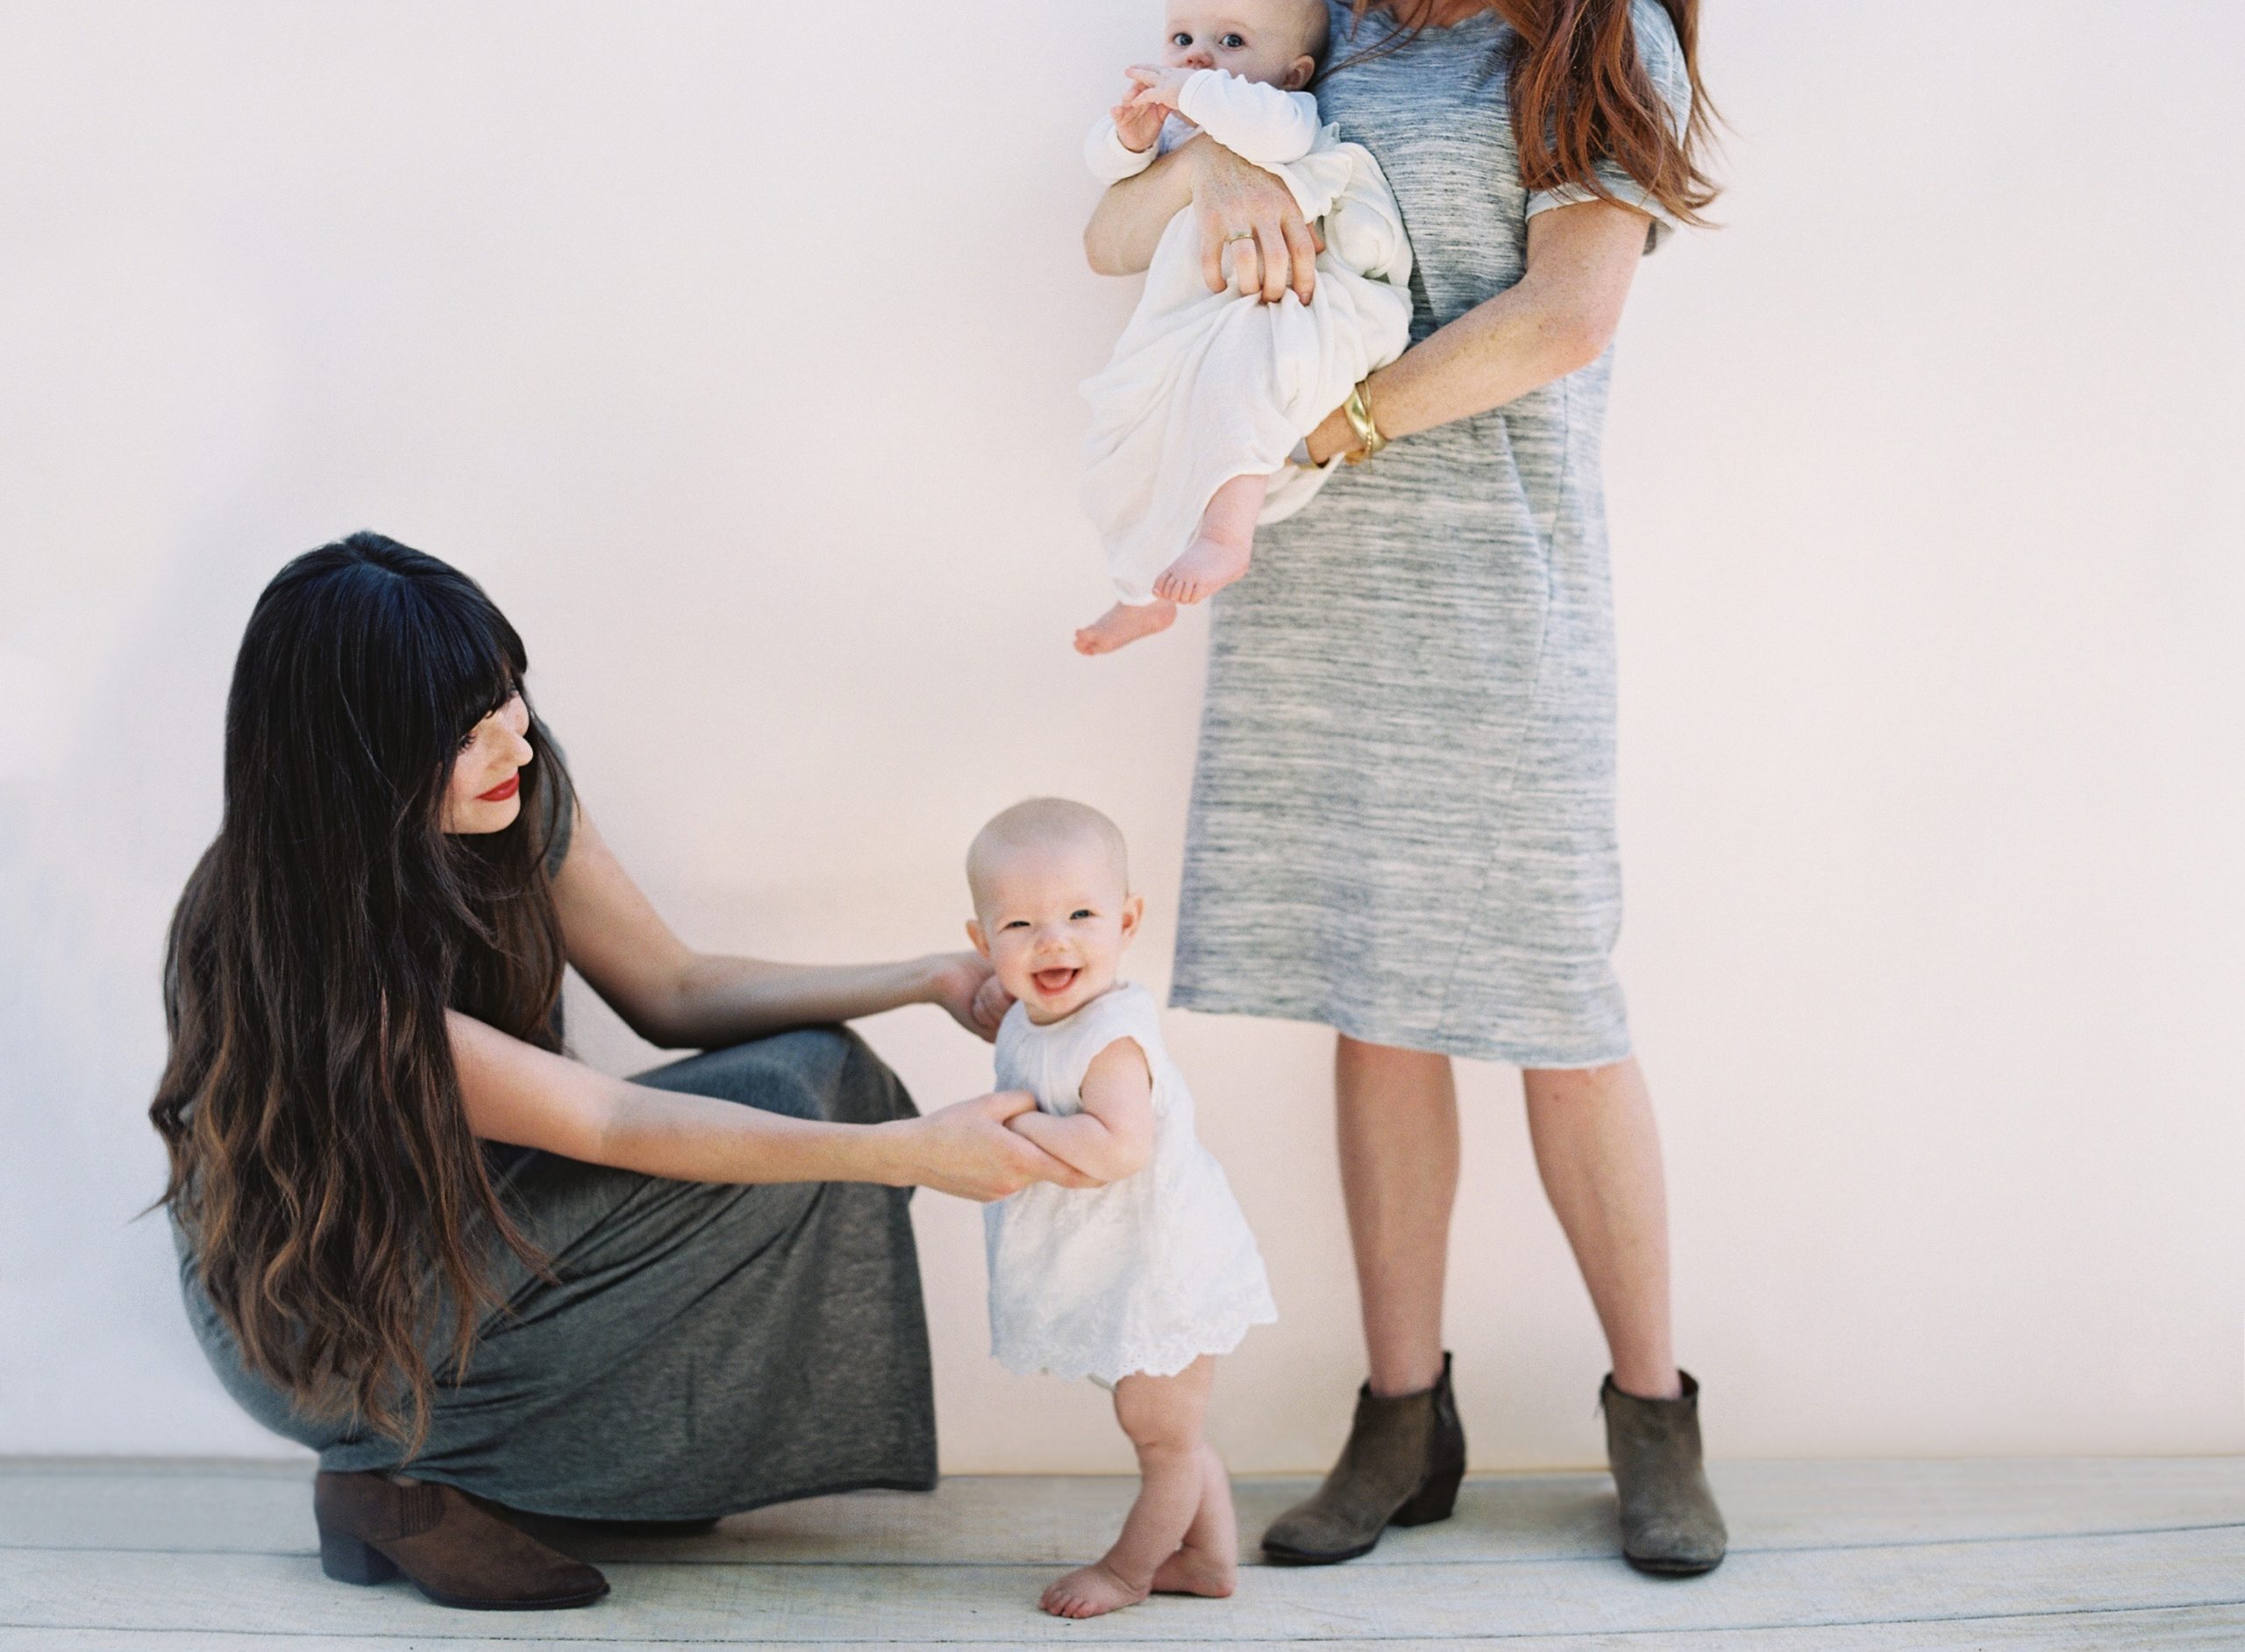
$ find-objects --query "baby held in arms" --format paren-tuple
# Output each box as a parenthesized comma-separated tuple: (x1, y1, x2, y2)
(1074, 0, 1414, 654)
(967, 800, 1276, 1618)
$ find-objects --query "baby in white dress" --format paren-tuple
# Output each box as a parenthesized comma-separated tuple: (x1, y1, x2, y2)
(1073, 0, 1415, 655)
(966, 798, 1276, 1618)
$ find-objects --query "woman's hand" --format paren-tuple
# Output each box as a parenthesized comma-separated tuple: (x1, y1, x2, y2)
(923, 950, 1011, 1042)
(886, 1091, 1099, 1200)
(1187, 138, 1321, 304)
(1303, 398, 1358, 466)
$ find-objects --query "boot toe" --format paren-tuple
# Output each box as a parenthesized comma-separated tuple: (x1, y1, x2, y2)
(1621, 1513, 1728, 1575)
(1261, 1509, 1379, 1565)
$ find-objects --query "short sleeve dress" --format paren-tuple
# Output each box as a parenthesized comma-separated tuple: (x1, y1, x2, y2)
(1169, 0, 1693, 1068)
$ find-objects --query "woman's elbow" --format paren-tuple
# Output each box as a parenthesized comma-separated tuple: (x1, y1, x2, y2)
(607, 975, 700, 1050)
(1084, 220, 1130, 277)
(1548, 307, 1621, 375)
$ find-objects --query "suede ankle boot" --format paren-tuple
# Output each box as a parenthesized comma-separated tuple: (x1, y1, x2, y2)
(1263, 1352, 1466, 1564)
(1601, 1370, 1727, 1575)
(314, 1470, 610, 1610)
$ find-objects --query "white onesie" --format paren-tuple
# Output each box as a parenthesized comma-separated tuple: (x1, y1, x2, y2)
(1080, 68, 1415, 605)
(985, 982, 1276, 1385)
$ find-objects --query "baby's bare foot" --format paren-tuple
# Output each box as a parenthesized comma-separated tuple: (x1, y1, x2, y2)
(1074, 599, 1177, 656)
(1151, 1542, 1237, 1599)
(1152, 531, 1252, 606)
(1040, 1560, 1150, 1619)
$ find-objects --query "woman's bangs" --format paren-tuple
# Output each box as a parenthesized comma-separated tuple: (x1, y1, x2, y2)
(429, 606, 525, 746)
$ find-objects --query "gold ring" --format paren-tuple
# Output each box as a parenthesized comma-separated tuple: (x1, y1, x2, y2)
(1223, 228, 1255, 243)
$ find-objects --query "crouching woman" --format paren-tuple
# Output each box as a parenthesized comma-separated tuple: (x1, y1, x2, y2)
(151, 533, 1083, 1610)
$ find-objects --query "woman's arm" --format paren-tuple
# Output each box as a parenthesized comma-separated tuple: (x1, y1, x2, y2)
(1303, 199, 1650, 462)
(1001, 1038, 1155, 1186)
(450, 1011, 1090, 1200)
(552, 806, 1003, 1050)
(1085, 137, 1320, 305)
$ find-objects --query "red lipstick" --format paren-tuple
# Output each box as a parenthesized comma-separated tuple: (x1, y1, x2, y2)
(477, 774, 521, 803)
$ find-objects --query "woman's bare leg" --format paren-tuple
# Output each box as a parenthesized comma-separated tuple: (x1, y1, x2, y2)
(1336, 1035, 1458, 1397)
(1522, 1057, 1681, 1399)
(1041, 1356, 1221, 1619)
(1154, 471, 1266, 604)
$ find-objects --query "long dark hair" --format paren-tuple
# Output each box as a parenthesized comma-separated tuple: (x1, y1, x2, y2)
(1343, 1, 1720, 228)
(151, 532, 569, 1450)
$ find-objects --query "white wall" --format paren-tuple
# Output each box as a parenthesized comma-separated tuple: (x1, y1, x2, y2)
(3, 0, 2239, 1473)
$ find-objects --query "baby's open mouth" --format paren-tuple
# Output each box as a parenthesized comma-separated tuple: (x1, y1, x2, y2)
(1031, 967, 1080, 996)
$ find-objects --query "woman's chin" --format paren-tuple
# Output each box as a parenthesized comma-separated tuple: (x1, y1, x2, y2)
(444, 794, 524, 836)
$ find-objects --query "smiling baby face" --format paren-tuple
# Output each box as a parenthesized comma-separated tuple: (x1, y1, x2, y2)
(966, 799, 1144, 1025)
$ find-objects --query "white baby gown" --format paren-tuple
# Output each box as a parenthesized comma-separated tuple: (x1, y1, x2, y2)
(1080, 69, 1415, 605)
(985, 982, 1276, 1385)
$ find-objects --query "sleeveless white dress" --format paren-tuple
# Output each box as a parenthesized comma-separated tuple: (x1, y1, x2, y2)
(985, 983, 1276, 1385)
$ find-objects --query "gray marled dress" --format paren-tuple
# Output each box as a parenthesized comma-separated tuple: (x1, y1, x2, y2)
(1170, 0, 1691, 1067)
(177, 751, 937, 1520)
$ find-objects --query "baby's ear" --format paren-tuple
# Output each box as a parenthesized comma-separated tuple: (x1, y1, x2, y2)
(966, 918, 990, 959)
(1284, 53, 1316, 91)
(1119, 893, 1145, 942)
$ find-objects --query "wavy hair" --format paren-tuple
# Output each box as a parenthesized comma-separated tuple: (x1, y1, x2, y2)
(151, 532, 568, 1451)
(1342, 0, 1721, 228)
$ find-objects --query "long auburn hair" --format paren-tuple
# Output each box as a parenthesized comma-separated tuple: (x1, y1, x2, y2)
(1345, 0, 1720, 227)
(151, 532, 569, 1451)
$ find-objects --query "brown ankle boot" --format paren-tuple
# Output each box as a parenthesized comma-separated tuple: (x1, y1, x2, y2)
(1601, 1371, 1727, 1575)
(314, 1470, 610, 1610)
(1262, 1352, 1466, 1564)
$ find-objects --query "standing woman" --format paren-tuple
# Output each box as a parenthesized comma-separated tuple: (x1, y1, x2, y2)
(1084, 0, 1728, 1571)
(153, 535, 1082, 1610)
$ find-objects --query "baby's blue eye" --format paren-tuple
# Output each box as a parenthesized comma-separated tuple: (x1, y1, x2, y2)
(1220, 32, 1245, 49)
(1071, 908, 1094, 921)
(1004, 919, 1030, 930)
(1171, 31, 1192, 46)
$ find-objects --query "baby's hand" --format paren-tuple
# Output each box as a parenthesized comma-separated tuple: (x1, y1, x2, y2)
(1111, 84, 1169, 153)
(1125, 63, 1198, 112)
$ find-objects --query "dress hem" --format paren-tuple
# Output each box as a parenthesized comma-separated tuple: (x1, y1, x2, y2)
(1166, 983, 1632, 1071)
(992, 1304, 1278, 1387)
(320, 1463, 942, 1526)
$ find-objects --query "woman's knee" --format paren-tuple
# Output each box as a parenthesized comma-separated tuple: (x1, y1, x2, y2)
(634, 1025, 915, 1127)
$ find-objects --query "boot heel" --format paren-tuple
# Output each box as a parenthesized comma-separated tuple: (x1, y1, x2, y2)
(1392, 1461, 1463, 1527)
(319, 1530, 401, 1585)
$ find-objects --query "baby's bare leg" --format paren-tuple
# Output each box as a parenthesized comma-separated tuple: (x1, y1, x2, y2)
(1154, 472, 1267, 605)
(1039, 1356, 1217, 1620)
(1150, 1442, 1239, 1598)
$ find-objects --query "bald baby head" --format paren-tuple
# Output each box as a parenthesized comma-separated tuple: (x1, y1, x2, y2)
(967, 797, 1130, 915)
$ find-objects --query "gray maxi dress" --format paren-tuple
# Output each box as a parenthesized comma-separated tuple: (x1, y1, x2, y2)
(1170, 0, 1693, 1068)
(175, 752, 937, 1520)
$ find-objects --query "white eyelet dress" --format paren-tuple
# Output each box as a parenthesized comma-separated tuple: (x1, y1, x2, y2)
(986, 983, 1277, 1385)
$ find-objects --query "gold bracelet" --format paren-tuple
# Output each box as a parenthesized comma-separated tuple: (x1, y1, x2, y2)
(1341, 379, 1386, 465)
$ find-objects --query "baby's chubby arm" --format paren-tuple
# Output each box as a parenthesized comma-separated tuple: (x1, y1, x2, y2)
(1127, 65, 1322, 170)
(1004, 1037, 1155, 1186)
